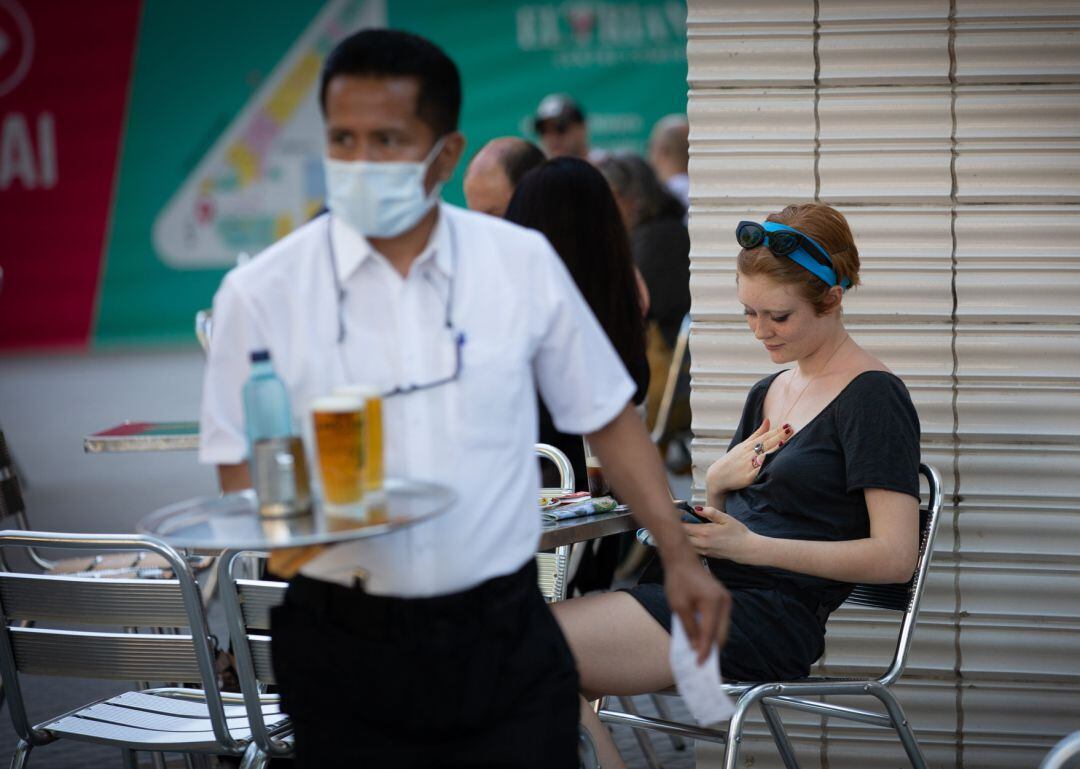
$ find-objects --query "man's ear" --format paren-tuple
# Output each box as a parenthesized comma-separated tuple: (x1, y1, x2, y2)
(436, 131, 466, 183)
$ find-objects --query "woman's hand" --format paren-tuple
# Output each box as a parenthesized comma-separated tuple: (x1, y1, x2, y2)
(682, 506, 760, 562)
(705, 419, 792, 499)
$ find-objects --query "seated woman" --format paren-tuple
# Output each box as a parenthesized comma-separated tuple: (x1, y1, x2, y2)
(551, 202, 922, 769)
(505, 157, 650, 594)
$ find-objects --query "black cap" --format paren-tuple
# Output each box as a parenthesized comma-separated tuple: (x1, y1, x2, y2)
(533, 93, 585, 132)
(250, 350, 270, 362)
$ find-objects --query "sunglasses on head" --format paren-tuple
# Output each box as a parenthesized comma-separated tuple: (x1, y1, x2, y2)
(735, 220, 851, 289)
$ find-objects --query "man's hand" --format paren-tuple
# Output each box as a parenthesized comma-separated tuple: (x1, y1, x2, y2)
(584, 405, 732, 662)
(663, 553, 731, 664)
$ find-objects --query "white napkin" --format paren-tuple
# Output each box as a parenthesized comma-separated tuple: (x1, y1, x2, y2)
(670, 614, 736, 725)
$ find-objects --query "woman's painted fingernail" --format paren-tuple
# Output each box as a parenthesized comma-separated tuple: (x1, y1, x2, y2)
(783, 423, 792, 431)
(778, 440, 785, 447)
(751, 457, 760, 468)
(694, 506, 703, 512)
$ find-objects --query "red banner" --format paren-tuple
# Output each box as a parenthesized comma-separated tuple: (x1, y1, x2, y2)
(0, 0, 141, 350)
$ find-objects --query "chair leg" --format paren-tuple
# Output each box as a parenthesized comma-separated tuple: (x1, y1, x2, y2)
(650, 695, 688, 752)
(579, 726, 601, 769)
(9, 740, 31, 769)
(869, 683, 927, 769)
(150, 751, 167, 769)
(119, 749, 137, 769)
(722, 690, 763, 769)
(239, 742, 268, 769)
(617, 696, 664, 769)
(760, 699, 802, 769)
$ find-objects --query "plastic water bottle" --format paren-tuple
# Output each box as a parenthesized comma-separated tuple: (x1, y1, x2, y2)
(242, 350, 293, 456)
(243, 350, 312, 516)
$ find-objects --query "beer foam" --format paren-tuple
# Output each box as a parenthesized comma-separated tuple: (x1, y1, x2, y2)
(310, 394, 363, 412)
(335, 384, 380, 400)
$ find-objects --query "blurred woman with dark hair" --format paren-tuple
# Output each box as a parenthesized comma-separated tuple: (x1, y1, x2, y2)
(505, 156, 650, 592)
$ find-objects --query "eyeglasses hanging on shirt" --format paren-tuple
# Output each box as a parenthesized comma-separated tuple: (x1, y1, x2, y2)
(326, 213, 466, 398)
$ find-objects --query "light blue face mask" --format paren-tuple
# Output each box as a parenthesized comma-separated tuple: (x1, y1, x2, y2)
(323, 136, 447, 239)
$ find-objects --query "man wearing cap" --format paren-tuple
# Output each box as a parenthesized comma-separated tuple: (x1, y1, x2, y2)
(533, 92, 590, 160)
(200, 29, 728, 768)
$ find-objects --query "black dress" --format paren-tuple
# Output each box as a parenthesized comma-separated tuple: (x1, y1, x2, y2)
(625, 370, 921, 682)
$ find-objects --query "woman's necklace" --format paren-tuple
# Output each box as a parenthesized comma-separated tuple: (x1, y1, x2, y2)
(778, 334, 851, 427)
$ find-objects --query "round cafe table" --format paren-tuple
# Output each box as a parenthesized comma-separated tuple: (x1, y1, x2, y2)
(137, 478, 455, 551)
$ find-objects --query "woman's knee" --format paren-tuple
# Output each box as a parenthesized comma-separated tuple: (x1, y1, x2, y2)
(549, 591, 674, 697)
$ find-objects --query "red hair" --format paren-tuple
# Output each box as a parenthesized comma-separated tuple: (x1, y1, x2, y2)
(737, 203, 860, 315)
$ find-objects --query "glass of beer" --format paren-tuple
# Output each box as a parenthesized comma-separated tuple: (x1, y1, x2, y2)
(311, 394, 365, 512)
(334, 384, 384, 492)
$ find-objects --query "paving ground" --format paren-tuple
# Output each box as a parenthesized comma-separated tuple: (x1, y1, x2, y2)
(0, 347, 696, 768)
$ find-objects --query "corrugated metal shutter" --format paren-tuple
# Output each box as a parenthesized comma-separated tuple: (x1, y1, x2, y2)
(686, 2, 1080, 767)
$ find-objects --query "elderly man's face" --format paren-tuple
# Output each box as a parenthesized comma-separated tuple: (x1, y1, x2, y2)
(463, 163, 514, 217)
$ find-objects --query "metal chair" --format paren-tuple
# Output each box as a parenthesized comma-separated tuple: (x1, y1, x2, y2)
(650, 313, 691, 447)
(1041, 731, 1080, 769)
(0, 530, 287, 768)
(599, 463, 943, 769)
(195, 309, 214, 354)
(535, 443, 575, 602)
(217, 551, 294, 764)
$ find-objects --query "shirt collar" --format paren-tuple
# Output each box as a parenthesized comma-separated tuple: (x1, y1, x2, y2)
(329, 204, 453, 282)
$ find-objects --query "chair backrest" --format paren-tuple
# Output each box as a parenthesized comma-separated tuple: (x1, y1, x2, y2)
(217, 550, 291, 756)
(535, 444, 575, 602)
(651, 313, 691, 444)
(839, 463, 943, 686)
(0, 431, 26, 527)
(195, 308, 213, 353)
(536, 442, 575, 496)
(0, 531, 237, 750)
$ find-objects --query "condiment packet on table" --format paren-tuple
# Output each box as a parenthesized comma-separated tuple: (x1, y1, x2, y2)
(541, 495, 618, 522)
(669, 615, 736, 726)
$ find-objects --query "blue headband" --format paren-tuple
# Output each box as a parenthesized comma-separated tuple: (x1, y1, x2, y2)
(762, 221, 851, 289)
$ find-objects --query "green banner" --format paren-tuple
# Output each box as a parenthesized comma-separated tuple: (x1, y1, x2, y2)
(94, 0, 687, 346)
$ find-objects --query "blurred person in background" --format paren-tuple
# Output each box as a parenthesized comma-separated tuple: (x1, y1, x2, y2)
(463, 137, 545, 217)
(505, 156, 649, 594)
(533, 93, 590, 160)
(598, 153, 691, 450)
(648, 113, 690, 214)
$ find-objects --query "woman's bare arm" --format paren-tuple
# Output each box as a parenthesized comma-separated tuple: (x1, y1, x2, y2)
(686, 487, 919, 585)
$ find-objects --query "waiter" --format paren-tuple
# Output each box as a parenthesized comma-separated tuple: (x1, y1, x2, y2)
(199, 28, 729, 768)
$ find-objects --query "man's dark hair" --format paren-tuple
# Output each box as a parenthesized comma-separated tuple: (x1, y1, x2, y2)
(319, 29, 461, 136)
(499, 140, 546, 187)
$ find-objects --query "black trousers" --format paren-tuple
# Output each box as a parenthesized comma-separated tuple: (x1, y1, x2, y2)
(270, 560, 580, 768)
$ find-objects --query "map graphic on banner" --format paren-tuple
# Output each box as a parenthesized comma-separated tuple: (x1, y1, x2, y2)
(152, 0, 385, 268)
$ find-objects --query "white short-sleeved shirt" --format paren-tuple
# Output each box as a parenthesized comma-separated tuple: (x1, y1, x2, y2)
(199, 204, 635, 597)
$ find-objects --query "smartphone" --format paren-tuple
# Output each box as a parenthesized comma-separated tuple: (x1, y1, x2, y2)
(675, 499, 709, 524)
(637, 500, 708, 547)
